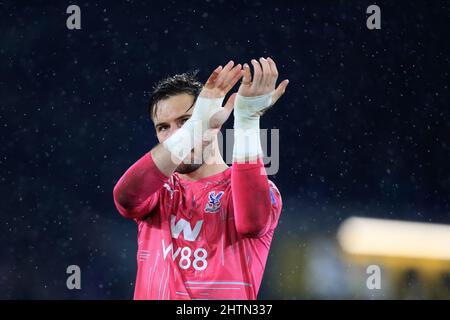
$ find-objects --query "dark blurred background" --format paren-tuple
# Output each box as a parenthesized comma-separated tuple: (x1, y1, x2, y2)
(1, 0, 449, 299)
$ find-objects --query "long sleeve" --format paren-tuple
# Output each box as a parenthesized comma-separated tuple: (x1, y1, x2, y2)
(113, 152, 169, 220)
(231, 158, 282, 238)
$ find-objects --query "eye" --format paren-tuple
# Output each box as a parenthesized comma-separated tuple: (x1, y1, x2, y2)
(157, 125, 169, 132)
(177, 117, 190, 127)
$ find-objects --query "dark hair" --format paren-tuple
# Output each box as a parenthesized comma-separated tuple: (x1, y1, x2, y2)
(148, 70, 202, 121)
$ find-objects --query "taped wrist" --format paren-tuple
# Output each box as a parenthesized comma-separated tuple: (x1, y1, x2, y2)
(163, 96, 224, 162)
(233, 92, 274, 160)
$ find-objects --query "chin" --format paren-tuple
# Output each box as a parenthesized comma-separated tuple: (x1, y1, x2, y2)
(175, 163, 203, 174)
(174, 149, 204, 174)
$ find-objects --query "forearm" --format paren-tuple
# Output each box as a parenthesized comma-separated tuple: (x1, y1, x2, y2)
(115, 92, 224, 208)
(232, 92, 273, 162)
(231, 57, 287, 236)
(232, 159, 272, 237)
(113, 151, 169, 212)
(231, 91, 274, 236)
(150, 143, 182, 177)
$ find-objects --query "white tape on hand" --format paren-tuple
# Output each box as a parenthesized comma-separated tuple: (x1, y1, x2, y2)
(233, 91, 274, 160)
(163, 96, 224, 162)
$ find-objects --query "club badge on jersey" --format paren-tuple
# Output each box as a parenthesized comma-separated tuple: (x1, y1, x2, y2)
(204, 191, 224, 213)
(269, 188, 277, 205)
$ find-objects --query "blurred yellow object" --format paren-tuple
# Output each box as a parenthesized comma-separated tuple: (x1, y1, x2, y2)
(337, 217, 450, 261)
(337, 217, 450, 298)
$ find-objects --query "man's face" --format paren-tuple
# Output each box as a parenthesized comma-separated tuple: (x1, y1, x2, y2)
(153, 93, 202, 174)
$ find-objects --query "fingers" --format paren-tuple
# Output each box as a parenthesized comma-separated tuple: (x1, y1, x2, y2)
(241, 63, 252, 85)
(209, 57, 283, 100)
(215, 60, 235, 88)
(223, 92, 237, 112)
(205, 65, 223, 89)
(267, 57, 279, 85)
(222, 64, 243, 93)
(208, 109, 227, 129)
(250, 59, 262, 86)
(247, 57, 278, 91)
(259, 57, 272, 87)
(267, 57, 278, 76)
(271, 79, 289, 105)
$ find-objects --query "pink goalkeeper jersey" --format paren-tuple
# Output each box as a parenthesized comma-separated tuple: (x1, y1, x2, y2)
(124, 165, 282, 300)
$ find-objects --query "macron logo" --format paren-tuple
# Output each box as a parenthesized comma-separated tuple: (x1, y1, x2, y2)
(170, 215, 203, 242)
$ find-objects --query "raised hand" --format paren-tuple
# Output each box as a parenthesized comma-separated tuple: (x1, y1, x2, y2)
(238, 57, 289, 111)
(198, 61, 242, 130)
(200, 61, 243, 99)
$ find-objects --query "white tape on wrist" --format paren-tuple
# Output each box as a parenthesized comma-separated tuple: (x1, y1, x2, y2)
(233, 92, 274, 160)
(190, 96, 224, 130)
(163, 96, 224, 162)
